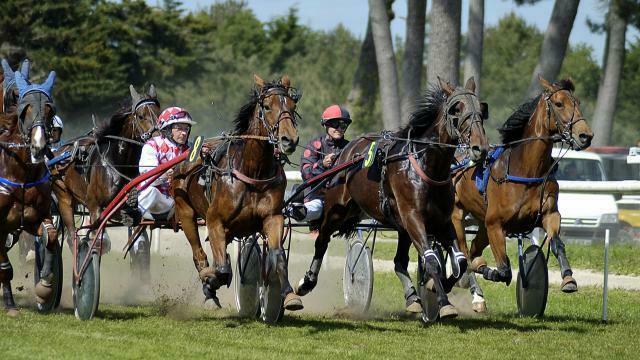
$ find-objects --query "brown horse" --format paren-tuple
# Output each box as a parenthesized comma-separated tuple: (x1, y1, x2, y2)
(451, 77, 593, 313)
(0, 74, 58, 315)
(52, 85, 159, 252)
(294, 78, 489, 318)
(173, 75, 302, 311)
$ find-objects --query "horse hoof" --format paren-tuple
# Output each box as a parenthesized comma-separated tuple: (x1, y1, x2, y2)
(6, 308, 19, 317)
(406, 301, 423, 313)
(25, 250, 36, 264)
(284, 293, 304, 311)
(470, 257, 487, 272)
(472, 300, 487, 313)
(439, 304, 458, 319)
(425, 278, 436, 292)
(561, 276, 578, 293)
(198, 267, 215, 282)
(35, 279, 54, 304)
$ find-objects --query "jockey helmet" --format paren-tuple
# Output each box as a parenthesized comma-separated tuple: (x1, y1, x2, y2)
(321, 105, 351, 129)
(157, 106, 197, 130)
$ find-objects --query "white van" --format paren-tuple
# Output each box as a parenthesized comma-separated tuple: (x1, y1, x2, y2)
(552, 148, 619, 239)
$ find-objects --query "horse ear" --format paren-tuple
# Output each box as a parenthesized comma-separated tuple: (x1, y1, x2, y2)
(437, 76, 454, 96)
(14, 71, 28, 96)
(538, 74, 553, 92)
(281, 75, 290, 88)
(42, 71, 56, 94)
(254, 74, 265, 88)
(464, 76, 476, 93)
(1, 59, 14, 83)
(148, 84, 157, 99)
(20, 59, 30, 80)
(129, 84, 141, 103)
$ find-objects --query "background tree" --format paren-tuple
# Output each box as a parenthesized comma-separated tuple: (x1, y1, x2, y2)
(464, 0, 484, 95)
(369, 0, 401, 130)
(427, 0, 461, 86)
(592, 0, 628, 146)
(400, 0, 426, 123)
(524, 0, 580, 98)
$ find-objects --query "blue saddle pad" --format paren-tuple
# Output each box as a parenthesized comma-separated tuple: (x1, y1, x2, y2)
(472, 147, 504, 194)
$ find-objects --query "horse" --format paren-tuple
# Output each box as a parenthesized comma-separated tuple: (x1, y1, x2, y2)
(0, 69, 58, 315)
(172, 75, 302, 312)
(294, 77, 489, 319)
(51, 85, 159, 253)
(451, 77, 594, 313)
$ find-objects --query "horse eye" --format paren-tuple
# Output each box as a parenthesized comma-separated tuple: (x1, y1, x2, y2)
(555, 101, 563, 108)
(264, 105, 271, 111)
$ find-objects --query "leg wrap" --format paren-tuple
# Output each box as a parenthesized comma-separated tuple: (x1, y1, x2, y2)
(40, 247, 55, 279)
(551, 236, 573, 278)
(0, 262, 13, 282)
(2, 282, 17, 310)
(422, 249, 442, 275)
(296, 258, 321, 296)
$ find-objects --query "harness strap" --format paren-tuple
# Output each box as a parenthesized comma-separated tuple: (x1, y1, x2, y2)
(408, 152, 451, 186)
(0, 171, 50, 188)
(231, 166, 284, 192)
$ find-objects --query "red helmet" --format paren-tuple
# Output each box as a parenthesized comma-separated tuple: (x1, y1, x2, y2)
(157, 106, 197, 130)
(321, 105, 352, 127)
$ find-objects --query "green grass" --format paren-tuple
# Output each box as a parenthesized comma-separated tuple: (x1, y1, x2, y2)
(369, 240, 640, 276)
(1, 272, 639, 359)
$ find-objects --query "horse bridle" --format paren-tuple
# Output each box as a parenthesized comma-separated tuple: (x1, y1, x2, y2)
(17, 91, 56, 144)
(256, 86, 300, 145)
(132, 98, 160, 142)
(442, 90, 484, 148)
(544, 89, 586, 150)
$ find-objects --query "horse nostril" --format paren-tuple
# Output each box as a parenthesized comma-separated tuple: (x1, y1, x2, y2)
(579, 133, 593, 147)
(280, 136, 291, 146)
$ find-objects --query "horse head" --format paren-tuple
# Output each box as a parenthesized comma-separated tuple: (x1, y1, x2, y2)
(128, 84, 160, 141)
(253, 74, 300, 155)
(438, 77, 489, 162)
(538, 76, 593, 150)
(1, 59, 30, 113)
(15, 69, 56, 163)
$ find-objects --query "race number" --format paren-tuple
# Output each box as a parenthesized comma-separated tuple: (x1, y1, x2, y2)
(363, 141, 377, 168)
(188, 136, 204, 163)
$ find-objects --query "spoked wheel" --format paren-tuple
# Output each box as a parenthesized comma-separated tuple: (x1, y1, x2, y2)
(259, 245, 284, 324)
(34, 221, 64, 313)
(233, 236, 261, 318)
(73, 237, 101, 320)
(516, 244, 548, 317)
(417, 257, 439, 323)
(342, 239, 373, 314)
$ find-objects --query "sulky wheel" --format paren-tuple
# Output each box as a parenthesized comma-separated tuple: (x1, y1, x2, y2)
(417, 256, 440, 323)
(73, 236, 101, 320)
(516, 244, 549, 317)
(233, 236, 261, 318)
(342, 239, 374, 314)
(258, 250, 284, 324)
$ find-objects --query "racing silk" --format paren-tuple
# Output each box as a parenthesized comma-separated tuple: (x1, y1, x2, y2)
(300, 135, 349, 200)
(139, 135, 189, 195)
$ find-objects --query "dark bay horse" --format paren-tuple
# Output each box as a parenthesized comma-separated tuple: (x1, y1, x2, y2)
(0, 73, 58, 315)
(52, 85, 158, 252)
(295, 78, 489, 318)
(452, 77, 593, 312)
(173, 75, 302, 311)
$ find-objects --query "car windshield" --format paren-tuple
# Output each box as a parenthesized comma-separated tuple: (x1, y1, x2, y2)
(556, 159, 605, 181)
(602, 157, 640, 181)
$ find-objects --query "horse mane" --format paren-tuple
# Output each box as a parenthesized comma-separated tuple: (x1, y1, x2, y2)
(499, 78, 575, 144)
(398, 84, 447, 138)
(233, 79, 290, 135)
(94, 97, 132, 141)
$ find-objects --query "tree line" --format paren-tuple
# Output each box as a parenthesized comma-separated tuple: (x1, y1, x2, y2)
(0, 0, 639, 146)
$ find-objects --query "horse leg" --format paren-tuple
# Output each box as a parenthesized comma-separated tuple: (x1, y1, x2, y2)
(395, 231, 421, 313)
(0, 232, 18, 316)
(479, 221, 512, 285)
(452, 208, 486, 312)
(543, 212, 577, 293)
(295, 225, 332, 297)
(34, 217, 59, 304)
(200, 219, 229, 306)
(175, 200, 209, 275)
(55, 187, 76, 252)
(263, 214, 302, 311)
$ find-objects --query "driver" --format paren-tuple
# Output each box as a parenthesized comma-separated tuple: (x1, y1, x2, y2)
(137, 106, 196, 220)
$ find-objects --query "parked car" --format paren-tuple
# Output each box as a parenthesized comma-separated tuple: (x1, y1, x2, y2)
(587, 146, 640, 241)
(553, 148, 619, 240)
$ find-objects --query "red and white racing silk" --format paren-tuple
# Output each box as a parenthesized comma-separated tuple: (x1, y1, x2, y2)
(139, 135, 189, 195)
